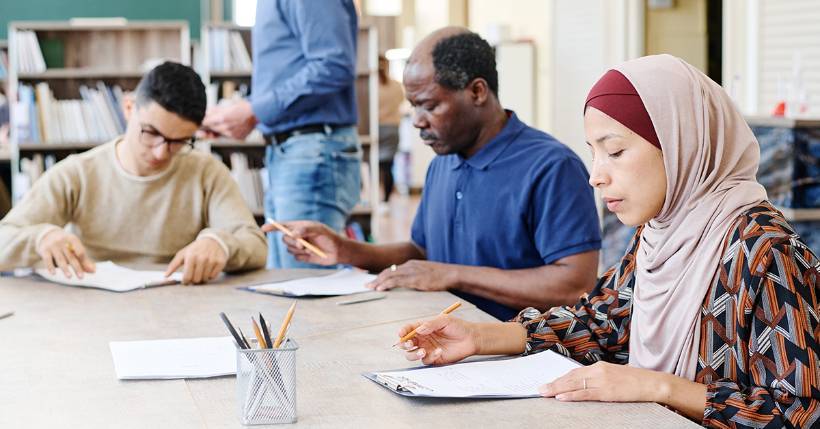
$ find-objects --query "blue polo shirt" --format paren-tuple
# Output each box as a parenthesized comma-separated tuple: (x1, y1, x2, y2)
(410, 112, 601, 320)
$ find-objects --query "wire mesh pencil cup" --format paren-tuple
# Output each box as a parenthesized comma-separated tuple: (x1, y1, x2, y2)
(236, 339, 298, 425)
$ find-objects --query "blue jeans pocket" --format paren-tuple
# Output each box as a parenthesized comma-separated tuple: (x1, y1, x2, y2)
(264, 128, 362, 268)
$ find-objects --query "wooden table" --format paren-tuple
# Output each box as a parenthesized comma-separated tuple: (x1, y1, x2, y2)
(0, 269, 698, 428)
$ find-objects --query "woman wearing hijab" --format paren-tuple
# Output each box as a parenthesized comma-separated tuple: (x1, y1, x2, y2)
(396, 54, 819, 428)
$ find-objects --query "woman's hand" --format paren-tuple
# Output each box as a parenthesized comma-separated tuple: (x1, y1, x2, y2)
(539, 361, 662, 402)
(397, 315, 480, 365)
(397, 316, 528, 365)
(539, 361, 707, 420)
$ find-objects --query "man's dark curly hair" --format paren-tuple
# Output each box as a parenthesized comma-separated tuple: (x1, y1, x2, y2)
(431, 32, 498, 96)
(135, 61, 206, 125)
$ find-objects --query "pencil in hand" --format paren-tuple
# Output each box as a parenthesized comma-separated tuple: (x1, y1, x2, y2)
(392, 301, 462, 348)
(265, 219, 328, 259)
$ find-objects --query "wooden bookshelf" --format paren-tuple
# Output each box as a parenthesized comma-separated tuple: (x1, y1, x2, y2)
(17, 142, 101, 152)
(357, 26, 381, 239)
(7, 20, 191, 203)
(1, 40, 8, 162)
(200, 23, 252, 86)
(18, 69, 146, 80)
(209, 70, 252, 79)
(7, 21, 383, 240)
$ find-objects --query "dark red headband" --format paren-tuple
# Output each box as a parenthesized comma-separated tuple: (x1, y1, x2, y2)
(584, 70, 661, 150)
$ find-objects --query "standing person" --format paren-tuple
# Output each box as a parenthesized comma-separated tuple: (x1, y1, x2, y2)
(202, 0, 361, 268)
(396, 55, 819, 428)
(377, 54, 404, 206)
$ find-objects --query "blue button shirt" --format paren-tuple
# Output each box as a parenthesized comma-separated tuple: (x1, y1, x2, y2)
(411, 112, 601, 320)
(250, 0, 358, 134)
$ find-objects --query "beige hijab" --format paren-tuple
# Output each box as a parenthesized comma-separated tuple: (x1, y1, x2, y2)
(612, 55, 767, 380)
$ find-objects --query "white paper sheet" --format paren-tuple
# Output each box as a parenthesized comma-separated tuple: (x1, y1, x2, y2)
(366, 350, 581, 398)
(109, 336, 237, 380)
(246, 269, 376, 296)
(36, 261, 182, 292)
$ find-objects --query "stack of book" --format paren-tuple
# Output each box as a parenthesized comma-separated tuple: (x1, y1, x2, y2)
(16, 81, 127, 145)
(208, 29, 252, 71)
(14, 31, 47, 74)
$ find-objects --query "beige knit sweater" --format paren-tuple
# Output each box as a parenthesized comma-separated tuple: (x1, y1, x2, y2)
(0, 139, 267, 271)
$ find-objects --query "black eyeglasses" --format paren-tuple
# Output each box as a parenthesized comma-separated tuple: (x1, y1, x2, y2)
(139, 128, 196, 155)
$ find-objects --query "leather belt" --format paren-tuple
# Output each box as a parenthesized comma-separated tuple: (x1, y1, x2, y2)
(264, 124, 349, 145)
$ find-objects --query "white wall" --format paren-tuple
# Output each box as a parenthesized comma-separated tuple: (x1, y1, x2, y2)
(468, 0, 643, 167)
(551, 0, 608, 165)
(405, 0, 644, 187)
(496, 42, 537, 125)
(468, 0, 555, 133)
(405, 0, 467, 188)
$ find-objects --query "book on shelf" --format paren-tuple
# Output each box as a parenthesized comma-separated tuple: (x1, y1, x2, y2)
(14, 30, 47, 74)
(227, 152, 266, 215)
(208, 29, 252, 72)
(345, 222, 366, 242)
(14, 85, 43, 144)
(206, 81, 249, 107)
(17, 81, 126, 145)
(0, 49, 8, 80)
(13, 153, 54, 203)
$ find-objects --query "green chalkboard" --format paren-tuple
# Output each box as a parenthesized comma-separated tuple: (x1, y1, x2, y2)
(0, 0, 203, 39)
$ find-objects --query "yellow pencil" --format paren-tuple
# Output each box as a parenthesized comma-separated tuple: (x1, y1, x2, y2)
(251, 317, 268, 349)
(266, 219, 328, 259)
(273, 302, 297, 348)
(393, 301, 462, 347)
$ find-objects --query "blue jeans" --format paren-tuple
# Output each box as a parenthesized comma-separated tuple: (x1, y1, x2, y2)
(264, 126, 362, 268)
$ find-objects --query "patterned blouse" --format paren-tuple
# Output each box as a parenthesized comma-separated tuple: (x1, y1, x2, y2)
(516, 202, 819, 428)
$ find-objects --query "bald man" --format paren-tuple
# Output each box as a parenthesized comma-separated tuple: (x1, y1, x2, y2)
(265, 28, 601, 320)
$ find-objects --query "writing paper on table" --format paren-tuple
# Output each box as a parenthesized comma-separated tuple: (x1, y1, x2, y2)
(364, 349, 580, 398)
(245, 268, 376, 297)
(35, 261, 182, 292)
(109, 336, 236, 380)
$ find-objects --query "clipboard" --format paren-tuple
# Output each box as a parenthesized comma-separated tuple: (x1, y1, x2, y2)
(363, 350, 581, 399)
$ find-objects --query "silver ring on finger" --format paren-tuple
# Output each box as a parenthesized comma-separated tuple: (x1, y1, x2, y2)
(390, 264, 397, 272)
(583, 378, 587, 390)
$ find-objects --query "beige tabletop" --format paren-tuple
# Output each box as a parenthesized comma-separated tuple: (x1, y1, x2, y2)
(0, 269, 699, 428)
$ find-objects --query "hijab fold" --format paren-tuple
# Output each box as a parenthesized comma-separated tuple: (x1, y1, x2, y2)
(601, 55, 767, 380)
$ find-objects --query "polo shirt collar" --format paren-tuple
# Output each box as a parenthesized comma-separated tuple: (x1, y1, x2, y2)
(449, 110, 526, 170)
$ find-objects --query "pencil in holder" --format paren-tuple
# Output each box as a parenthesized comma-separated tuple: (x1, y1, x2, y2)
(236, 339, 298, 425)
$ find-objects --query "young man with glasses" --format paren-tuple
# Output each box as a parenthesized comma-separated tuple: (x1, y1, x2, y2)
(0, 62, 267, 283)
